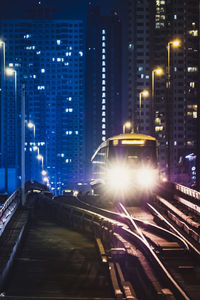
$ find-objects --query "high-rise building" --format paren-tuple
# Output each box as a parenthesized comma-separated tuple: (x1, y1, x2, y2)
(126, 0, 199, 186)
(85, 5, 122, 180)
(0, 18, 85, 193)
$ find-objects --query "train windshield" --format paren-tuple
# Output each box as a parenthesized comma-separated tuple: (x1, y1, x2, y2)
(108, 140, 157, 167)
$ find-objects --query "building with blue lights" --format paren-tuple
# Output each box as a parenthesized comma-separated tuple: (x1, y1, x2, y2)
(85, 6, 122, 180)
(0, 19, 85, 193)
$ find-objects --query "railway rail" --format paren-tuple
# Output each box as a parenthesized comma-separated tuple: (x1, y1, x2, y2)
(51, 193, 200, 299)
(2, 180, 200, 299)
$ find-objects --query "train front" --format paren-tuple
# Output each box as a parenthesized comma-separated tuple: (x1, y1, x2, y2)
(105, 136, 159, 202)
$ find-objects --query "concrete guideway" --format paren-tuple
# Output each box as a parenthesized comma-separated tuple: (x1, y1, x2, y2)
(1, 214, 114, 299)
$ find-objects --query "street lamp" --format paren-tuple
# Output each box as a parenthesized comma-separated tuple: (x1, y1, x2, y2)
(27, 121, 35, 140)
(0, 40, 6, 191)
(166, 39, 181, 181)
(37, 154, 44, 169)
(123, 121, 132, 134)
(151, 67, 164, 136)
(139, 89, 149, 132)
(6, 68, 20, 197)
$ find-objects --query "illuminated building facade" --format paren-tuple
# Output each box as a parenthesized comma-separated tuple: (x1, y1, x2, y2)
(127, 0, 199, 186)
(0, 19, 85, 193)
(85, 6, 122, 179)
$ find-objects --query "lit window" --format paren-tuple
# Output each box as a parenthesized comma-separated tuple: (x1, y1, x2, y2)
(33, 75, 36, 78)
(102, 137, 106, 141)
(102, 29, 106, 34)
(102, 112, 106, 116)
(190, 82, 195, 88)
(36, 51, 41, 55)
(193, 112, 197, 118)
(102, 48, 106, 53)
(102, 74, 106, 79)
(102, 36, 105, 41)
(41, 69, 45, 73)
(102, 93, 106, 97)
(102, 130, 106, 135)
(188, 30, 198, 36)
(75, 131, 79, 135)
(102, 55, 106, 60)
(79, 51, 83, 56)
(102, 124, 106, 129)
(188, 67, 198, 72)
(37, 86, 45, 90)
(128, 43, 134, 50)
(52, 58, 55, 61)
(9, 63, 13, 67)
(102, 99, 106, 104)
(57, 58, 61, 62)
(174, 15, 177, 19)
(102, 67, 106, 72)
(57, 40, 61, 45)
(174, 67, 177, 72)
(155, 126, 163, 132)
(102, 42, 106, 47)
(102, 80, 106, 85)
(102, 105, 106, 110)
(24, 34, 31, 39)
(102, 86, 106, 91)
(69, 97, 72, 101)
(102, 118, 106, 122)
(61, 153, 64, 157)
(102, 61, 106, 66)
(69, 108, 73, 112)
(138, 66, 143, 71)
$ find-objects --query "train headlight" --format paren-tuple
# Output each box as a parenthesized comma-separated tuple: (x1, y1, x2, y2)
(137, 168, 157, 188)
(106, 164, 131, 191)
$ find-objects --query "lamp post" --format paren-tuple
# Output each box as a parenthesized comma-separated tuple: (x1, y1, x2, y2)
(0, 40, 6, 191)
(123, 121, 132, 134)
(27, 121, 35, 141)
(6, 68, 19, 196)
(166, 39, 181, 181)
(37, 154, 44, 169)
(151, 67, 164, 136)
(139, 89, 149, 132)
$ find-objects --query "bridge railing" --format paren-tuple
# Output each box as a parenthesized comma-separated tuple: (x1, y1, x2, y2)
(0, 189, 20, 236)
(174, 183, 200, 201)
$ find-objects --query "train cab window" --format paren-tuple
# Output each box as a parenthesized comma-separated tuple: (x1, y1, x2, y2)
(108, 140, 157, 167)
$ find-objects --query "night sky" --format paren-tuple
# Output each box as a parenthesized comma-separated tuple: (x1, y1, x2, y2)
(0, 0, 125, 20)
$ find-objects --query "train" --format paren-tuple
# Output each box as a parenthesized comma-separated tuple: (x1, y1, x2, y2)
(90, 132, 159, 202)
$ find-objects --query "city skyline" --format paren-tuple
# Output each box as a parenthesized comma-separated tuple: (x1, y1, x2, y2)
(0, 0, 200, 194)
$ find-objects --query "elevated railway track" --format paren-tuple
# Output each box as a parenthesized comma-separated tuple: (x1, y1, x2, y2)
(1, 182, 200, 299)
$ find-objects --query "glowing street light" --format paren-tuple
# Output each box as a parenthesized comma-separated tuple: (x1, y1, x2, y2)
(166, 39, 181, 181)
(37, 154, 44, 169)
(123, 121, 132, 134)
(139, 89, 149, 132)
(41, 170, 47, 176)
(27, 121, 35, 140)
(43, 176, 49, 183)
(167, 39, 181, 88)
(151, 67, 164, 135)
